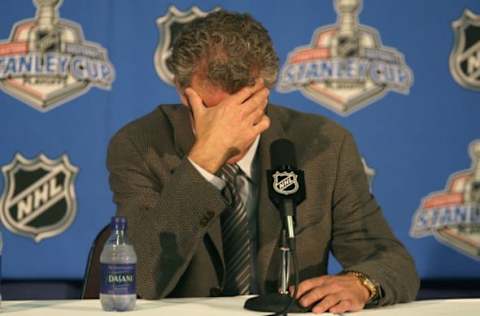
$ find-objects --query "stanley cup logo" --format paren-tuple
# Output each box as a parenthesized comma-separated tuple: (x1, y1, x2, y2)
(0, 0, 115, 111)
(277, 0, 413, 116)
(410, 140, 480, 259)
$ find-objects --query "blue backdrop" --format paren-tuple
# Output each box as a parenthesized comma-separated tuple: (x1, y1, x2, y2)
(0, 0, 479, 281)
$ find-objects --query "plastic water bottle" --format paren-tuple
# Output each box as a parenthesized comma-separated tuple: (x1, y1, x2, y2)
(100, 216, 137, 311)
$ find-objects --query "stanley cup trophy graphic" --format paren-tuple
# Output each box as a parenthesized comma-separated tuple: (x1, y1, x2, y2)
(461, 142, 480, 234)
(327, 0, 376, 90)
(464, 142, 480, 204)
(330, 0, 361, 59)
(28, 0, 63, 54)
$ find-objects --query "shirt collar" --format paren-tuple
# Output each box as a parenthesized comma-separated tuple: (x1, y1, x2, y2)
(237, 135, 259, 180)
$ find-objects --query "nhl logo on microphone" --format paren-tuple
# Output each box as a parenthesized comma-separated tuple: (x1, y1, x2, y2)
(272, 171, 299, 195)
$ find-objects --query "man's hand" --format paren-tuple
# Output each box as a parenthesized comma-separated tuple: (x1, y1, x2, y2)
(186, 80, 270, 173)
(290, 274, 370, 314)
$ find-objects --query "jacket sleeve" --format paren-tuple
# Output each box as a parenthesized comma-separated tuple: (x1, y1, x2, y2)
(106, 129, 227, 299)
(330, 131, 419, 306)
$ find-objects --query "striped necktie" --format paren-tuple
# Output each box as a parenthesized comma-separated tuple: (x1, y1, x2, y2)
(219, 163, 251, 295)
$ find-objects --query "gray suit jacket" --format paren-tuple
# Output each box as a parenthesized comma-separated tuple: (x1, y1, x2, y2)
(107, 104, 419, 305)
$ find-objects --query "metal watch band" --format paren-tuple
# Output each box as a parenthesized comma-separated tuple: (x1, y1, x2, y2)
(342, 271, 380, 304)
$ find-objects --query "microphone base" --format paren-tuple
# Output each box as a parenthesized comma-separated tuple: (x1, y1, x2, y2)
(244, 293, 309, 313)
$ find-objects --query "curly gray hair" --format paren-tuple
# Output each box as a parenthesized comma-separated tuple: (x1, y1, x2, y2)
(166, 10, 279, 93)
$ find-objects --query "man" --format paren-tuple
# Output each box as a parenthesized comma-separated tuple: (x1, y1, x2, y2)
(107, 10, 419, 314)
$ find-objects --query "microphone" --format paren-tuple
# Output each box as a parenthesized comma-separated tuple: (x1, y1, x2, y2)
(267, 139, 306, 248)
(244, 138, 308, 314)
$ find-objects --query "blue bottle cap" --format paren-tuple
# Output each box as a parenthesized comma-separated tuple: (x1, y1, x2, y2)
(111, 216, 127, 231)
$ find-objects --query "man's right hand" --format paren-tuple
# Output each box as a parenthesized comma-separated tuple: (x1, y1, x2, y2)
(186, 80, 270, 174)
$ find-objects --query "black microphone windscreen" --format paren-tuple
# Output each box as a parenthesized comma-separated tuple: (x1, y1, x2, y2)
(270, 138, 297, 169)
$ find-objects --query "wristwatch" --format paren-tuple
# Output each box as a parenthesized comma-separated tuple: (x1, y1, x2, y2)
(344, 271, 380, 304)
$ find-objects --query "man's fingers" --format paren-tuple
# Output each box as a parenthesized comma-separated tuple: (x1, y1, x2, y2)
(252, 115, 270, 135)
(293, 275, 369, 313)
(243, 87, 269, 117)
(184, 88, 205, 118)
(311, 294, 341, 314)
(249, 101, 268, 125)
(230, 78, 265, 104)
(299, 285, 331, 308)
(295, 276, 328, 299)
(329, 299, 354, 314)
(288, 285, 295, 297)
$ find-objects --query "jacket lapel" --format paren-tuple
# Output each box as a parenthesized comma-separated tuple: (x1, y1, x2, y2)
(166, 105, 195, 158)
(162, 105, 225, 285)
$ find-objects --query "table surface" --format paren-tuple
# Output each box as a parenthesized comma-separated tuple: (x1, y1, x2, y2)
(1, 297, 478, 315)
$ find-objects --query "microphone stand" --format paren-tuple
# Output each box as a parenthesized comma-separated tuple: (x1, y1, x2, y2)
(244, 200, 308, 314)
(243, 232, 306, 314)
(279, 230, 291, 296)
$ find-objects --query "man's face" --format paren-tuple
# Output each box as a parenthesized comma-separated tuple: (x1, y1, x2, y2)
(186, 73, 231, 108)
(178, 73, 265, 164)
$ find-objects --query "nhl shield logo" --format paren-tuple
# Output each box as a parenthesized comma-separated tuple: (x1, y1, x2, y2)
(154, 6, 220, 86)
(0, 153, 79, 242)
(450, 10, 480, 91)
(410, 141, 480, 260)
(273, 171, 299, 195)
(0, 0, 115, 112)
(277, 0, 413, 116)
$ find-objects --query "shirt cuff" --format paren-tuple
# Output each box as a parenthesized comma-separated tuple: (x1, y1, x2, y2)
(188, 158, 225, 190)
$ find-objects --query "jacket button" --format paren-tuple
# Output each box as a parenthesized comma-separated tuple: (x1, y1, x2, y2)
(210, 287, 222, 297)
(205, 210, 214, 220)
(200, 211, 215, 227)
(200, 217, 209, 227)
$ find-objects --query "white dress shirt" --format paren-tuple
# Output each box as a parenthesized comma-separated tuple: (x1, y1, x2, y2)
(188, 136, 259, 190)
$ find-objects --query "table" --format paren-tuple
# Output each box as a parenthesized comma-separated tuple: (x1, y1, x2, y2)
(1, 297, 479, 315)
